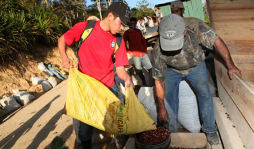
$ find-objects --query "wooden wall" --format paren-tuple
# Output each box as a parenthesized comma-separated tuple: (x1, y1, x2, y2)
(207, 0, 254, 82)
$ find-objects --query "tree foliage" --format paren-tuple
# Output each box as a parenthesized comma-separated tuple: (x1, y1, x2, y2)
(0, 0, 88, 60)
(203, 4, 211, 27)
(131, 0, 154, 19)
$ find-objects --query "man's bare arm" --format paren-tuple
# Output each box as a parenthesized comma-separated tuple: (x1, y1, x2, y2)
(58, 35, 73, 69)
(155, 79, 168, 122)
(116, 66, 134, 90)
(214, 37, 242, 79)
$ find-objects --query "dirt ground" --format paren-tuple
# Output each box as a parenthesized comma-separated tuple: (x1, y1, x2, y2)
(0, 46, 78, 98)
(0, 46, 152, 149)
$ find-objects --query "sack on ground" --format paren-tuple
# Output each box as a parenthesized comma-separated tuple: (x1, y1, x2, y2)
(63, 68, 156, 135)
(12, 89, 36, 106)
(0, 95, 21, 113)
(31, 76, 46, 85)
(40, 80, 53, 91)
(138, 87, 158, 124)
(48, 76, 58, 87)
(178, 80, 201, 133)
(38, 62, 47, 71)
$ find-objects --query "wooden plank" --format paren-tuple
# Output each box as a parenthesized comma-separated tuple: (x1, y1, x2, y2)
(170, 133, 206, 148)
(211, 10, 254, 21)
(214, 58, 254, 131)
(222, 40, 254, 55)
(234, 64, 254, 71)
(209, 3, 254, 10)
(209, 0, 254, 4)
(143, 32, 158, 39)
(213, 22, 254, 40)
(213, 97, 245, 149)
(231, 55, 254, 64)
(239, 70, 254, 83)
(216, 79, 254, 149)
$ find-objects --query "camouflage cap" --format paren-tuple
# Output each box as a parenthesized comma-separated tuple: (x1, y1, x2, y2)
(171, 1, 184, 9)
(159, 14, 185, 51)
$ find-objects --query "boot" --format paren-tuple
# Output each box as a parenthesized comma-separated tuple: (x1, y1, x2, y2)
(136, 70, 147, 86)
(81, 139, 92, 149)
(206, 132, 219, 145)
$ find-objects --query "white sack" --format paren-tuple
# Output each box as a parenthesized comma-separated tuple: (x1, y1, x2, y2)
(0, 95, 21, 113)
(178, 80, 201, 133)
(40, 80, 52, 92)
(48, 76, 57, 87)
(12, 89, 36, 106)
(38, 62, 47, 71)
(31, 76, 46, 85)
(138, 87, 158, 124)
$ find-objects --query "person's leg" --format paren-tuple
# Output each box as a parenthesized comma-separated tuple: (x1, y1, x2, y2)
(141, 54, 153, 85)
(110, 84, 129, 149)
(164, 68, 183, 132)
(141, 54, 152, 72)
(78, 121, 94, 149)
(133, 55, 147, 86)
(186, 61, 218, 144)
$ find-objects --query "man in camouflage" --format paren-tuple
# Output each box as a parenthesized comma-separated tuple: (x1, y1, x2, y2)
(153, 1, 242, 145)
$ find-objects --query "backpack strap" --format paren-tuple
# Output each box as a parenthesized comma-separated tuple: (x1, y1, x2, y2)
(114, 33, 122, 54)
(77, 20, 96, 69)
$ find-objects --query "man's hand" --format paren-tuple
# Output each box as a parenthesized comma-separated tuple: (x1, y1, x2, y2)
(61, 57, 73, 69)
(129, 53, 133, 58)
(228, 66, 242, 79)
(124, 76, 135, 90)
(158, 107, 169, 122)
(116, 66, 135, 90)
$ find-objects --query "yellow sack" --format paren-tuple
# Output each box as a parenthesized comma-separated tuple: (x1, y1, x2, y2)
(63, 68, 156, 134)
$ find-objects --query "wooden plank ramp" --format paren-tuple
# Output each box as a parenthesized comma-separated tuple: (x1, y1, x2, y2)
(213, 97, 244, 149)
(215, 58, 254, 149)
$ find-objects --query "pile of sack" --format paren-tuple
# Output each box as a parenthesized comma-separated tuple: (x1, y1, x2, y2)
(0, 90, 36, 116)
(0, 62, 67, 118)
(32, 62, 67, 92)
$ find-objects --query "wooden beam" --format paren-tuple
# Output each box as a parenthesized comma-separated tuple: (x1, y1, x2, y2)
(216, 80, 254, 149)
(144, 32, 158, 39)
(231, 55, 254, 64)
(170, 133, 206, 148)
(213, 97, 245, 149)
(215, 58, 254, 132)
(215, 58, 254, 148)
(208, 0, 254, 4)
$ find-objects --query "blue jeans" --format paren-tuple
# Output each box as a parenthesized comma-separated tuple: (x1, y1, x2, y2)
(78, 84, 122, 141)
(164, 61, 217, 133)
(132, 54, 152, 71)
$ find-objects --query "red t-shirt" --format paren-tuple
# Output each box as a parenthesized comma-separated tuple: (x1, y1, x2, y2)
(123, 29, 147, 57)
(64, 21, 129, 88)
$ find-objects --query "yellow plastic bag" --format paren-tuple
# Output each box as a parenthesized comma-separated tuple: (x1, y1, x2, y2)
(63, 68, 156, 134)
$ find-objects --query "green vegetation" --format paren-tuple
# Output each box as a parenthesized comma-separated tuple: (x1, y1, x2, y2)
(0, 0, 88, 61)
(131, 0, 155, 19)
(203, 4, 211, 27)
(50, 136, 68, 149)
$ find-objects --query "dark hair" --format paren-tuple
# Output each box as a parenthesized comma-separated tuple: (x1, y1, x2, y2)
(106, 11, 119, 19)
(155, 6, 159, 9)
(130, 17, 137, 22)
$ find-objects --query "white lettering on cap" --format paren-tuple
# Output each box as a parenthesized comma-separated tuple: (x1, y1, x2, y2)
(125, 10, 131, 18)
(165, 30, 176, 38)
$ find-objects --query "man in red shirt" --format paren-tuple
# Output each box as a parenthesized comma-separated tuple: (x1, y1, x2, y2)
(58, 2, 134, 149)
(123, 17, 152, 86)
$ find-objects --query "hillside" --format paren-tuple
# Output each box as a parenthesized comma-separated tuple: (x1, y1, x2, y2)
(0, 46, 78, 98)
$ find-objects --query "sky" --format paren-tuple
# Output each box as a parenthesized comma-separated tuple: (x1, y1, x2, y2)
(86, 0, 206, 9)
